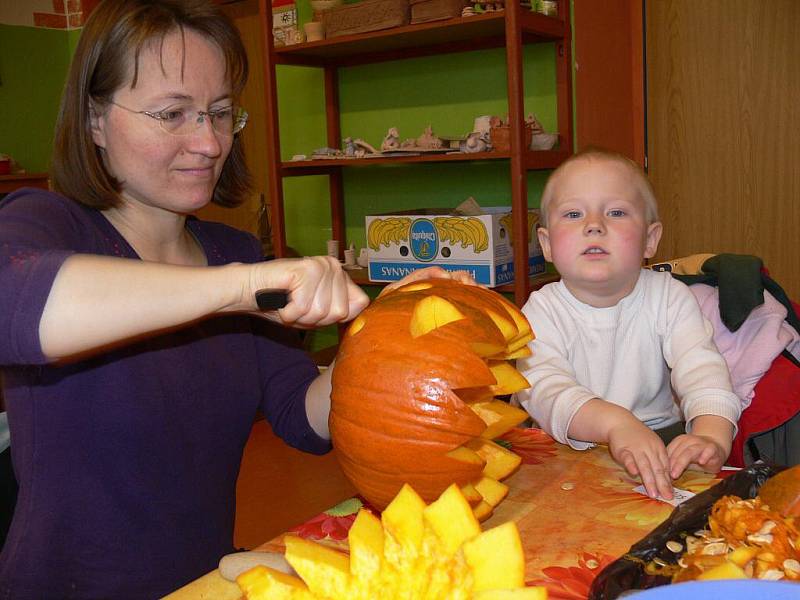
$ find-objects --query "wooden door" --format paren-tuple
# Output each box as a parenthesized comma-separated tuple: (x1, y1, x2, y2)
(196, 0, 271, 252)
(646, 0, 800, 299)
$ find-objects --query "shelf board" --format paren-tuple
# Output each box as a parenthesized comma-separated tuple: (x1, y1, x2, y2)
(273, 11, 566, 67)
(280, 149, 569, 176)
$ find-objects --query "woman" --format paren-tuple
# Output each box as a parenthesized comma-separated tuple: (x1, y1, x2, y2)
(0, 1, 459, 596)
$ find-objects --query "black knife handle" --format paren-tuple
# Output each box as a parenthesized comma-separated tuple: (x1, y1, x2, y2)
(255, 289, 290, 311)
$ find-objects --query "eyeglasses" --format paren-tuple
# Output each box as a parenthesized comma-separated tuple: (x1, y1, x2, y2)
(109, 101, 248, 136)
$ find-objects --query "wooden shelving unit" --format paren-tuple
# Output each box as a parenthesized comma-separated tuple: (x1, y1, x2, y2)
(257, 0, 572, 305)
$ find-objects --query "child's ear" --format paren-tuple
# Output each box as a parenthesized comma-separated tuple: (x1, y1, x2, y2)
(644, 221, 663, 259)
(537, 226, 553, 263)
(89, 101, 107, 149)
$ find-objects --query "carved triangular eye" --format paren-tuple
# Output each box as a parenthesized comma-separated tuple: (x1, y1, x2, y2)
(409, 295, 465, 338)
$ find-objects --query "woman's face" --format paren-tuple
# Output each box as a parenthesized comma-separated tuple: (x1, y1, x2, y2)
(91, 28, 234, 215)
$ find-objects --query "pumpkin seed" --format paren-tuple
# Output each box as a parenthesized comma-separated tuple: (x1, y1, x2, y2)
(666, 540, 683, 553)
(759, 569, 785, 581)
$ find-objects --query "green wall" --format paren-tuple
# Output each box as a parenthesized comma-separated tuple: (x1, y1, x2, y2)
(0, 25, 76, 174)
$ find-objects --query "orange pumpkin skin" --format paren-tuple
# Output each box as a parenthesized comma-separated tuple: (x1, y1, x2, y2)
(330, 279, 532, 509)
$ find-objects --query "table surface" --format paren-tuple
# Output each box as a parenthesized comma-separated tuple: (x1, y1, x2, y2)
(164, 428, 724, 599)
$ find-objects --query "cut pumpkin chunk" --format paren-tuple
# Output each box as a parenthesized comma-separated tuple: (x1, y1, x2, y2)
(381, 483, 426, 552)
(284, 536, 350, 598)
(474, 476, 509, 508)
(445, 445, 486, 467)
(696, 560, 747, 580)
(488, 361, 531, 395)
(460, 482, 483, 506)
(348, 509, 384, 583)
(506, 332, 535, 354)
(409, 295, 465, 338)
(469, 400, 530, 439)
(494, 345, 532, 360)
(423, 483, 481, 555)
(236, 565, 312, 600)
(463, 522, 526, 592)
(471, 341, 509, 358)
(465, 439, 523, 480)
(472, 499, 494, 522)
(485, 308, 518, 342)
(238, 484, 546, 600)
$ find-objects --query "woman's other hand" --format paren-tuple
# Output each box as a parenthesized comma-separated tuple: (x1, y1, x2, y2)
(380, 267, 478, 297)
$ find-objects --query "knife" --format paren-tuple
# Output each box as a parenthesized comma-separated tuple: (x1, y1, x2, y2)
(255, 288, 290, 311)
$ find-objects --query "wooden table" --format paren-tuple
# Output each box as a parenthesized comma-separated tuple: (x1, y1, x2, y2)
(0, 173, 49, 194)
(164, 428, 724, 599)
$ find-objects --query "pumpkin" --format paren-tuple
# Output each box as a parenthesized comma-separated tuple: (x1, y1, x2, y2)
(329, 279, 534, 516)
(236, 483, 548, 599)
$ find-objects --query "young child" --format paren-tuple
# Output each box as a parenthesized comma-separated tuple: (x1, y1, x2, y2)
(515, 149, 741, 500)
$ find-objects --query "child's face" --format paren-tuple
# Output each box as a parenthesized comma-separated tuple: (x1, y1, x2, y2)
(538, 158, 662, 307)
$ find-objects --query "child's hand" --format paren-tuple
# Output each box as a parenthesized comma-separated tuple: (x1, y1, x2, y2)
(608, 420, 674, 500)
(666, 415, 734, 478)
(666, 433, 727, 478)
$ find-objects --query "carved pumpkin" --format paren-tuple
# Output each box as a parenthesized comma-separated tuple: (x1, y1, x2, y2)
(330, 279, 535, 516)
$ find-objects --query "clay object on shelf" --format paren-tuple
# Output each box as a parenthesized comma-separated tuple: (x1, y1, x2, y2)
(525, 113, 558, 150)
(381, 127, 401, 151)
(489, 115, 532, 152)
(343, 137, 381, 158)
(399, 124, 446, 151)
(460, 131, 491, 153)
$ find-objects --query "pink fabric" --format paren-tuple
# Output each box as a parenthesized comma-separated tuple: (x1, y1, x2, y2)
(691, 283, 800, 409)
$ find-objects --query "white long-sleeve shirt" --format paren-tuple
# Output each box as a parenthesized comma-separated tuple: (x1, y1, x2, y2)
(515, 269, 741, 450)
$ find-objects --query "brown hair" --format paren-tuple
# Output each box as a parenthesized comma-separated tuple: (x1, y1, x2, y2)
(538, 147, 659, 228)
(51, 0, 251, 209)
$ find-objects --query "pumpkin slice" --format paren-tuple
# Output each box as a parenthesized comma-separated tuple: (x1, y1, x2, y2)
(284, 536, 350, 599)
(348, 509, 383, 585)
(460, 482, 483, 506)
(465, 439, 523, 480)
(472, 500, 494, 522)
(237, 484, 547, 600)
(463, 521, 526, 592)
(236, 565, 312, 600)
(423, 483, 481, 555)
(489, 361, 531, 395)
(474, 476, 510, 508)
(469, 400, 530, 439)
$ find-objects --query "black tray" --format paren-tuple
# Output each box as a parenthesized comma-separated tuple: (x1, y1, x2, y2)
(588, 463, 786, 600)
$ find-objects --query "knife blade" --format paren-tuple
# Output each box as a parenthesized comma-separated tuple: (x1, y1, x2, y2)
(255, 288, 289, 311)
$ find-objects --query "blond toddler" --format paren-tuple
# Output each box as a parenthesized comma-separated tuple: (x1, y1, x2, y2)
(515, 149, 741, 500)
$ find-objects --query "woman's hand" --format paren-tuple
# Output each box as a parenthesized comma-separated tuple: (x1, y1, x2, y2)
(380, 267, 477, 297)
(246, 256, 369, 328)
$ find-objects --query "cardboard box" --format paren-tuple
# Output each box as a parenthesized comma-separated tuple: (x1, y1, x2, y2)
(366, 207, 544, 287)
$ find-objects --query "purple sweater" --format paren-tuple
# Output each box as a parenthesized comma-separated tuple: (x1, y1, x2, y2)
(0, 189, 330, 599)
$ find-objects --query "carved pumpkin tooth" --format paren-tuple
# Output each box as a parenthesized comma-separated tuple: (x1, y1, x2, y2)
(348, 315, 366, 336)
